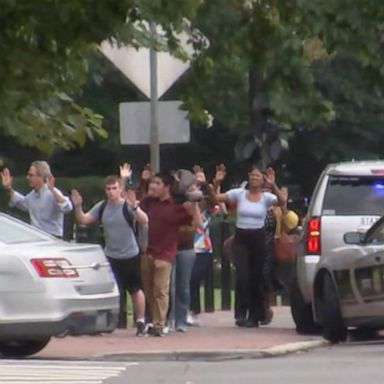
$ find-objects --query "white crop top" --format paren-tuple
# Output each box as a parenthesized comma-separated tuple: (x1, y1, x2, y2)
(226, 188, 277, 229)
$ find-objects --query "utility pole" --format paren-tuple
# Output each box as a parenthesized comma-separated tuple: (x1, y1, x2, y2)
(149, 22, 160, 172)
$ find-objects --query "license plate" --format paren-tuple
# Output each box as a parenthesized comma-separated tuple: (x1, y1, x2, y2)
(95, 311, 108, 329)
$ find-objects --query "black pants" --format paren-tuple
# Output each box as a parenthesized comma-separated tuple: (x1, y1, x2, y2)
(233, 228, 267, 322)
(107, 255, 142, 326)
(189, 252, 213, 314)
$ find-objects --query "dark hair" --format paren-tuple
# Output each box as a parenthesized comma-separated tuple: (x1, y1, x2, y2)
(248, 165, 263, 173)
(153, 172, 175, 188)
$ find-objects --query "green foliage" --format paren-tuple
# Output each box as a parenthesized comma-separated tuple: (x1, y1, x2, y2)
(2, 0, 384, 197)
(303, 55, 384, 161)
(177, 0, 384, 135)
(177, 0, 334, 132)
(0, 0, 202, 154)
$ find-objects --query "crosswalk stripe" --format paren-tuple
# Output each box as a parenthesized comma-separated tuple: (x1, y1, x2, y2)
(0, 360, 136, 384)
(0, 363, 132, 370)
(0, 376, 102, 384)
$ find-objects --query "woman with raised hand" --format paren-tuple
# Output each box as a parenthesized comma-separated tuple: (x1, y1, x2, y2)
(211, 166, 286, 327)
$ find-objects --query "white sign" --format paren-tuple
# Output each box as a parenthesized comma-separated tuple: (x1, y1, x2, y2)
(119, 101, 190, 144)
(100, 32, 193, 99)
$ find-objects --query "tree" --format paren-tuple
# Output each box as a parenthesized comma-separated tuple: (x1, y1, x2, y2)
(0, 0, 202, 155)
(288, 55, 384, 194)
(177, 0, 384, 167)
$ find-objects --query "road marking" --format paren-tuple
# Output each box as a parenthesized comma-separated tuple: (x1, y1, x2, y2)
(0, 360, 137, 384)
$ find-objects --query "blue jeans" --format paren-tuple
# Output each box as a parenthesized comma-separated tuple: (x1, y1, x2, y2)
(168, 249, 196, 328)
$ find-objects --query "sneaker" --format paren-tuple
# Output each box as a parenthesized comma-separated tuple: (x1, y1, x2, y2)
(136, 321, 146, 337)
(176, 326, 187, 333)
(162, 326, 170, 335)
(187, 313, 199, 326)
(153, 325, 165, 337)
(145, 323, 154, 335)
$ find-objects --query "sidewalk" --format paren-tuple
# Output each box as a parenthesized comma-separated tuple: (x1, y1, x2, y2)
(36, 306, 326, 361)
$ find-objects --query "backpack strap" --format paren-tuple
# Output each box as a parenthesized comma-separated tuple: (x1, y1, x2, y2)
(122, 201, 137, 234)
(123, 202, 144, 251)
(98, 200, 108, 222)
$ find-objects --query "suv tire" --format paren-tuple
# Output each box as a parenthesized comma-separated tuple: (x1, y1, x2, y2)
(317, 273, 347, 343)
(290, 272, 321, 334)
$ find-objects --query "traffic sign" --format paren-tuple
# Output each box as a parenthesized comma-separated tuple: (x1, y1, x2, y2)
(100, 32, 193, 99)
(119, 101, 190, 144)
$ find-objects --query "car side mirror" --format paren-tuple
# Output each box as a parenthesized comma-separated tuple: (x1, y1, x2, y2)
(344, 232, 363, 244)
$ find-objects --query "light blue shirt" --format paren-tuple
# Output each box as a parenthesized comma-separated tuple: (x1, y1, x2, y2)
(9, 184, 73, 237)
(226, 188, 277, 229)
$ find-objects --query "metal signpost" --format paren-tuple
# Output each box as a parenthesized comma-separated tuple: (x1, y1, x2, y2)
(100, 27, 194, 171)
(149, 22, 160, 172)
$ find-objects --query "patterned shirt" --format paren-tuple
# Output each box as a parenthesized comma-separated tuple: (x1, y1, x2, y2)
(194, 207, 219, 254)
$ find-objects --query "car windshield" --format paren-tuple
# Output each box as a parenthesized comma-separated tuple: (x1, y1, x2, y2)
(322, 176, 384, 216)
(0, 215, 52, 244)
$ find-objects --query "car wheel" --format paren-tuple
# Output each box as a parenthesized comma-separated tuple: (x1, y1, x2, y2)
(0, 337, 51, 357)
(290, 272, 321, 334)
(318, 273, 347, 344)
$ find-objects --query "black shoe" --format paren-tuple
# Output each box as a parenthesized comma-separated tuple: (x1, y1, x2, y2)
(235, 318, 247, 327)
(146, 323, 155, 336)
(260, 309, 274, 326)
(244, 319, 259, 328)
(136, 321, 146, 337)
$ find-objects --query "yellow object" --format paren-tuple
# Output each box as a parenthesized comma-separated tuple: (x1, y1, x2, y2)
(273, 207, 299, 238)
(283, 210, 299, 231)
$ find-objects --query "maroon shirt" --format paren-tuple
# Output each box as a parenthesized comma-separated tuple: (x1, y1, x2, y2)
(141, 197, 192, 262)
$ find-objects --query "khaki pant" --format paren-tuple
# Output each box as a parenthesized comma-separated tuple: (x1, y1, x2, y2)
(141, 253, 172, 326)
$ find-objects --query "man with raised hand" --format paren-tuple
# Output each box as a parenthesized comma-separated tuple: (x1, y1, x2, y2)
(1, 161, 72, 238)
(71, 175, 148, 336)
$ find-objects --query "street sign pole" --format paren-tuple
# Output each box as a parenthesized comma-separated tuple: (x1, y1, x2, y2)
(149, 22, 160, 173)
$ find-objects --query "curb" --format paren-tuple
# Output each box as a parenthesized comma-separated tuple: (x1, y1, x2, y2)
(95, 340, 328, 362)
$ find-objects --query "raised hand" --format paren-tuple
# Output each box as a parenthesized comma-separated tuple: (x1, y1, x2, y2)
(264, 167, 276, 186)
(193, 165, 204, 174)
(193, 165, 206, 185)
(125, 189, 138, 208)
(70, 189, 83, 207)
(213, 163, 226, 184)
(119, 163, 132, 180)
(46, 173, 55, 190)
(1, 168, 13, 190)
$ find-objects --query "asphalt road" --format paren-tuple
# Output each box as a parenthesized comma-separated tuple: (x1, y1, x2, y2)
(3, 338, 384, 384)
(104, 340, 384, 384)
